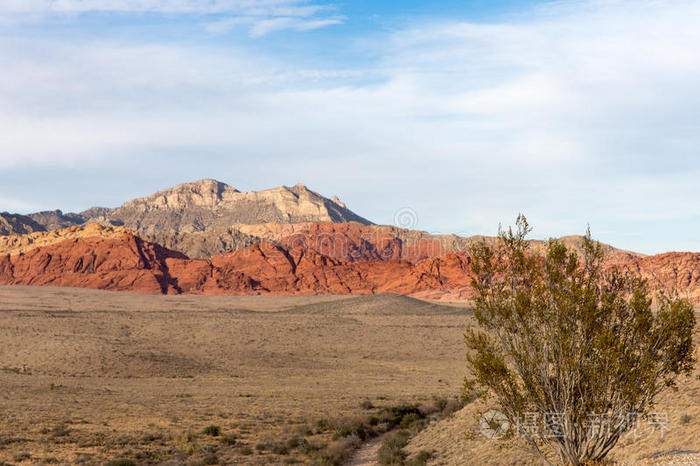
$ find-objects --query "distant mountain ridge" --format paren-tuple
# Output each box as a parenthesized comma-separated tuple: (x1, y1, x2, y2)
(0, 179, 642, 260)
(0, 212, 45, 236)
(0, 228, 697, 303)
(0, 179, 371, 238)
(1, 179, 698, 302)
(108, 179, 372, 234)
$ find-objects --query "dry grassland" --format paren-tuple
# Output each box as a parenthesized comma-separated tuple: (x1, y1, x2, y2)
(0, 286, 697, 465)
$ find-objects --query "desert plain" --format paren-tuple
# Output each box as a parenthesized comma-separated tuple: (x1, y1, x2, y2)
(0, 286, 698, 465)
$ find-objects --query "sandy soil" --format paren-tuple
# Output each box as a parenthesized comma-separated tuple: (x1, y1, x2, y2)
(0, 286, 697, 465)
(0, 286, 470, 465)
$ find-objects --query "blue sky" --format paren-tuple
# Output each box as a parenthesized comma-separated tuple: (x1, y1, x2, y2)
(1, 0, 699, 254)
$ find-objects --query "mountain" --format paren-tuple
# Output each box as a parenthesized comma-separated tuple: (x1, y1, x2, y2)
(106, 179, 372, 234)
(0, 232, 187, 294)
(0, 231, 697, 302)
(0, 223, 130, 257)
(0, 212, 46, 236)
(26, 209, 84, 231)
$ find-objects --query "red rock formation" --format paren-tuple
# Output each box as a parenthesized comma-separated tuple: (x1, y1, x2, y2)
(1, 232, 699, 304)
(0, 233, 187, 294)
(273, 223, 448, 263)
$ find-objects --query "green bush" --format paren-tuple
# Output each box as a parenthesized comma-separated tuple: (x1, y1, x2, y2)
(256, 441, 289, 455)
(200, 453, 218, 465)
(202, 425, 221, 437)
(360, 399, 375, 410)
(406, 450, 433, 466)
(220, 434, 237, 446)
(13, 453, 30, 463)
(377, 430, 410, 465)
(334, 418, 370, 441)
(465, 216, 697, 464)
(103, 460, 136, 466)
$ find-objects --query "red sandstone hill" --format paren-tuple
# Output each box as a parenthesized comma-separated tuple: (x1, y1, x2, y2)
(0, 232, 469, 296)
(0, 232, 698, 303)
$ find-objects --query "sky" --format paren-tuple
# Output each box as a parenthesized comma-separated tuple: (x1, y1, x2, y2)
(0, 0, 699, 254)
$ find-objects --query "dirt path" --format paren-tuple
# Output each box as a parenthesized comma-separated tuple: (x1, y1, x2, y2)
(346, 433, 389, 466)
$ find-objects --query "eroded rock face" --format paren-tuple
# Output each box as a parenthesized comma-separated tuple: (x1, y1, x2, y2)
(26, 210, 84, 231)
(108, 180, 372, 234)
(0, 233, 187, 294)
(2, 232, 695, 303)
(0, 223, 132, 257)
(0, 213, 46, 236)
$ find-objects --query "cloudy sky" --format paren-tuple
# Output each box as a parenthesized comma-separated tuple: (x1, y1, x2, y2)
(1, 0, 699, 254)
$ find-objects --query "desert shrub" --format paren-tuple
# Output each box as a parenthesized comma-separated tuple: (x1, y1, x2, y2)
(50, 424, 71, 437)
(299, 439, 326, 454)
(285, 435, 302, 449)
(202, 425, 221, 437)
(406, 450, 433, 466)
(141, 432, 162, 443)
(270, 442, 290, 455)
(432, 396, 449, 412)
(360, 399, 375, 410)
(220, 434, 237, 446)
(103, 460, 136, 466)
(199, 453, 218, 465)
(680, 414, 692, 424)
(399, 413, 422, 429)
(314, 434, 361, 465)
(283, 458, 302, 464)
(13, 453, 30, 462)
(377, 430, 411, 465)
(376, 404, 423, 429)
(256, 441, 288, 455)
(440, 397, 465, 417)
(465, 216, 697, 465)
(334, 418, 370, 441)
(238, 446, 253, 455)
(315, 418, 331, 433)
(293, 424, 313, 436)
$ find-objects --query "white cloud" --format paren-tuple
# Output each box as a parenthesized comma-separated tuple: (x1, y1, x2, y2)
(0, 0, 317, 14)
(204, 13, 344, 36)
(0, 0, 699, 252)
(0, 0, 344, 37)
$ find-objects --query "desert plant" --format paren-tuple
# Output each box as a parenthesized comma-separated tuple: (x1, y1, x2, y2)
(202, 425, 221, 437)
(377, 429, 410, 465)
(406, 450, 433, 466)
(12, 453, 30, 462)
(360, 399, 375, 410)
(103, 460, 136, 466)
(465, 215, 696, 465)
(220, 434, 237, 446)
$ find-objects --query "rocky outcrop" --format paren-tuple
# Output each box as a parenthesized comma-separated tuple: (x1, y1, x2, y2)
(26, 209, 84, 231)
(233, 223, 639, 264)
(0, 233, 468, 296)
(107, 179, 372, 234)
(0, 213, 46, 236)
(0, 233, 187, 294)
(0, 233, 693, 302)
(0, 223, 132, 257)
(141, 228, 266, 260)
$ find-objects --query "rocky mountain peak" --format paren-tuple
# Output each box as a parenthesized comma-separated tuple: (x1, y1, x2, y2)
(106, 180, 372, 234)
